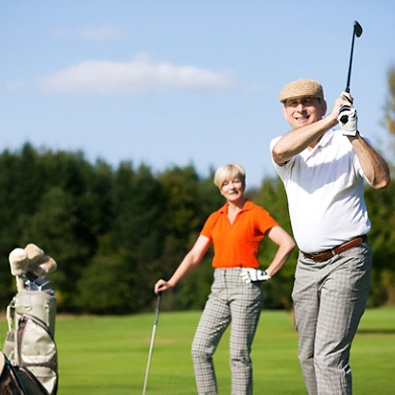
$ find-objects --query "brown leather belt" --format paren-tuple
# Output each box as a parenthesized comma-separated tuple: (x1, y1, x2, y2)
(302, 235, 367, 261)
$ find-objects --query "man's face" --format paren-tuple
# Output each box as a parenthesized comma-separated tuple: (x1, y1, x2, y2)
(282, 96, 327, 129)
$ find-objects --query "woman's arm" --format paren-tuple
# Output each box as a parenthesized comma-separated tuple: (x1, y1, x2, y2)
(154, 235, 212, 294)
(264, 226, 296, 277)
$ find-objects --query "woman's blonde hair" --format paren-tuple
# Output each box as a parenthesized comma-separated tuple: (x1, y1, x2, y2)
(214, 164, 246, 189)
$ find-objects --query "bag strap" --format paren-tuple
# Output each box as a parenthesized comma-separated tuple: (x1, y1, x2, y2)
(6, 297, 16, 332)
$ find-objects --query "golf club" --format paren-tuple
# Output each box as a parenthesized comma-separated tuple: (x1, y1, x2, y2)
(340, 20, 363, 123)
(142, 292, 162, 395)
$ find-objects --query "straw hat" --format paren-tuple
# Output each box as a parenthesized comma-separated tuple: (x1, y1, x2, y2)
(279, 78, 324, 103)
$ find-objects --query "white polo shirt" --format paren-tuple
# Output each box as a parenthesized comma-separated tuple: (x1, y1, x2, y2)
(270, 129, 370, 253)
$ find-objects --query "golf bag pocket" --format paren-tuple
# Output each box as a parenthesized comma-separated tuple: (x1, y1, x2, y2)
(17, 315, 58, 394)
(12, 290, 57, 336)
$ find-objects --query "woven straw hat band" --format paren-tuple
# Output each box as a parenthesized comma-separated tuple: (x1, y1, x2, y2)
(279, 79, 324, 103)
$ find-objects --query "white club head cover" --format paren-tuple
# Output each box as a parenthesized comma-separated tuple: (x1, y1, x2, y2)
(9, 248, 29, 276)
(33, 256, 57, 277)
(25, 243, 45, 270)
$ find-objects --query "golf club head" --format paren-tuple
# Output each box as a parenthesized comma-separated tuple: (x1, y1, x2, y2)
(354, 20, 363, 38)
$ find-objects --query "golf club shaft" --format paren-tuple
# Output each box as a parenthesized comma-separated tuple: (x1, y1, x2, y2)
(345, 32, 356, 93)
(142, 293, 162, 395)
(341, 20, 363, 122)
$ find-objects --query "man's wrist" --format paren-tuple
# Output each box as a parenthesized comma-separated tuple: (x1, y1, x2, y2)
(347, 130, 360, 140)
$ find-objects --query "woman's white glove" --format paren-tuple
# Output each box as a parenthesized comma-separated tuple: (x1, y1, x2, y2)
(240, 268, 271, 284)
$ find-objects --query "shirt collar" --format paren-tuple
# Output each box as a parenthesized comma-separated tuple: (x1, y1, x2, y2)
(220, 199, 252, 213)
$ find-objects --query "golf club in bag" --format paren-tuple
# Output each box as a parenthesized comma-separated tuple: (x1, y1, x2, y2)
(142, 293, 162, 395)
(2, 244, 58, 395)
(340, 20, 363, 123)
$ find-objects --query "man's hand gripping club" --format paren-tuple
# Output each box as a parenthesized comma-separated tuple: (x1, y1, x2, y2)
(240, 268, 271, 284)
(337, 92, 358, 137)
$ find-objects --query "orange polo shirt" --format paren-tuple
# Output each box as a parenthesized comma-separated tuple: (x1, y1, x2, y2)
(200, 200, 278, 268)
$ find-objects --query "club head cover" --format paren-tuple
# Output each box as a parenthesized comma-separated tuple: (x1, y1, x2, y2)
(9, 248, 29, 276)
(33, 255, 57, 277)
(25, 243, 45, 269)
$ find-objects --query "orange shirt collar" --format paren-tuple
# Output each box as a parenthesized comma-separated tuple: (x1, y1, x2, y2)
(219, 199, 253, 214)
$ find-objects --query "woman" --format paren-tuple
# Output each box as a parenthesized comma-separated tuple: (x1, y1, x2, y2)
(154, 164, 295, 395)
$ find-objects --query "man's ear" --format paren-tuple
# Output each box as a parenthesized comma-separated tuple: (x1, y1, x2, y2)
(281, 104, 287, 117)
(320, 100, 327, 116)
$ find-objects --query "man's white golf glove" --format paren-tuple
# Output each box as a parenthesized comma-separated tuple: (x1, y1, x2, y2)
(338, 105, 358, 137)
(240, 268, 271, 284)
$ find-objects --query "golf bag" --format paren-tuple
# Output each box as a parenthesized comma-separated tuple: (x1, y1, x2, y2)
(2, 280, 58, 395)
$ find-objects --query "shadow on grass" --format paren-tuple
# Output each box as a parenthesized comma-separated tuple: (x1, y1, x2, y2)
(357, 328, 395, 334)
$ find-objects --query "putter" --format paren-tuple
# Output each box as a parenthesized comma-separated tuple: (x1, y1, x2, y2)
(340, 20, 363, 122)
(142, 292, 162, 395)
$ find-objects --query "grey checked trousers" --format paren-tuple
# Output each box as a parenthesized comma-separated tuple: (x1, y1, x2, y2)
(292, 240, 372, 395)
(191, 268, 263, 395)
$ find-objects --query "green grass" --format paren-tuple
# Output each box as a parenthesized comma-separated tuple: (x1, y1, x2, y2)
(3, 308, 395, 394)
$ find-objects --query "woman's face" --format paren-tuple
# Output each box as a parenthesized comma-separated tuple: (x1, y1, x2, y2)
(220, 175, 245, 203)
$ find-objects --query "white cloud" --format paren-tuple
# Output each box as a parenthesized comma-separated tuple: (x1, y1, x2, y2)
(38, 54, 235, 95)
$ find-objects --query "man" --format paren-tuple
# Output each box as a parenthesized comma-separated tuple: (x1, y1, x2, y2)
(270, 78, 390, 395)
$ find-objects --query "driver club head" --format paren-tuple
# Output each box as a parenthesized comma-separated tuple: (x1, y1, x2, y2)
(354, 20, 363, 38)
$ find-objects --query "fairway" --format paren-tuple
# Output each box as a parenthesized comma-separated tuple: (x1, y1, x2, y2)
(2, 308, 394, 394)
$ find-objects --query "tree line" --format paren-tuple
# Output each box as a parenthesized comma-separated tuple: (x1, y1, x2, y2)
(0, 142, 393, 314)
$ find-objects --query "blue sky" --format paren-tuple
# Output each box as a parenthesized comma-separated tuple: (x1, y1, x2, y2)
(1, 0, 394, 188)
